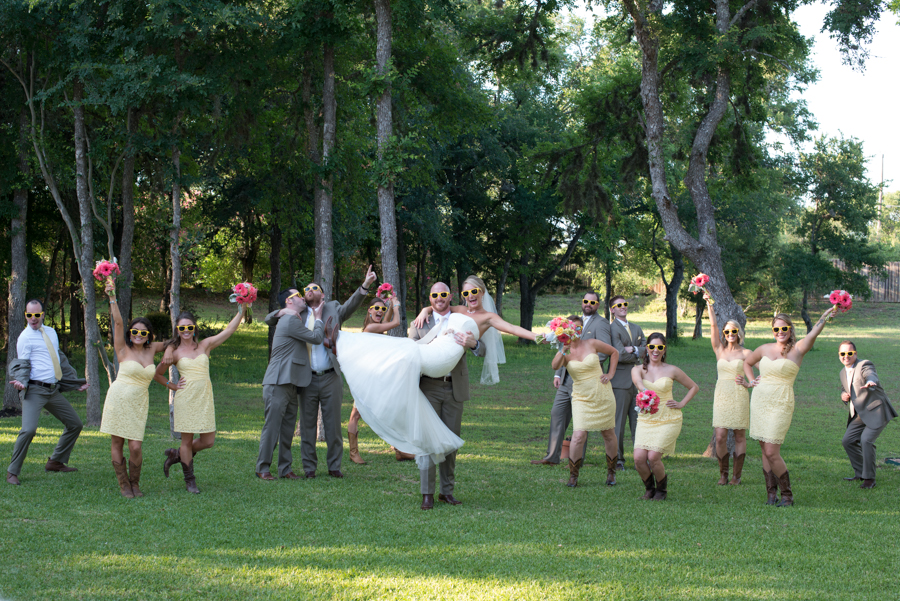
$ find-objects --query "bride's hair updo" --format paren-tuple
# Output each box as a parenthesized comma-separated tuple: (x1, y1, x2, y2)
(464, 275, 488, 298)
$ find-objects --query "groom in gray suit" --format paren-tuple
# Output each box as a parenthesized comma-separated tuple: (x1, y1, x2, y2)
(408, 282, 485, 510)
(838, 340, 896, 489)
(531, 291, 611, 466)
(256, 289, 325, 480)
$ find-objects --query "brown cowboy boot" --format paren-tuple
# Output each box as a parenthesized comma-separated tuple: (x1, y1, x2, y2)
(763, 469, 779, 505)
(392, 447, 415, 461)
(348, 431, 366, 465)
(181, 460, 200, 494)
(717, 453, 730, 485)
(775, 471, 794, 507)
(566, 458, 583, 488)
(112, 460, 134, 498)
(605, 454, 617, 486)
(162, 448, 180, 478)
(128, 460, 144, 497)
(729, 453, 745, 485)
(651, 475, 668, 500)
(641, 473, 656, 500)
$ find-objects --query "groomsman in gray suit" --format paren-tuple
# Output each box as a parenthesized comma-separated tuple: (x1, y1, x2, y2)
(409, 282, 485, 510)
(256, 289, 324, 480)
(838, 340, 896, 489)
(531, 291, 611, 466)
(264, 265, 376, 478)
(609, 295, 645, 470)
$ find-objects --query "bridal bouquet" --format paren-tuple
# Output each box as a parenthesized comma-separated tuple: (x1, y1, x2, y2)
(230, 282, 258, 304)
(635, 389, 661, 415)
(689, 273, 714, 304)
(826, 290, 853, 316)
(92, 258, 121, 286)
(376, 283, 394, 300)
(538, 317, 580, 353)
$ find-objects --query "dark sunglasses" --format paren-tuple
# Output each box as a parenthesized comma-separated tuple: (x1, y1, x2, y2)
(304, 285, 321, 293)
(582, 300, 598, 306)
(723, 328, 739, 335)
(430, 291, 450, 299)
(129, 329, 150, 338)
(369, 305, 387, 313)
(177, 325, 196, 332)
(647, 344, 666, 351)
(839, 351, 856, 357)
(25, 312, 44, 319)
(772, 326, 791, 333)
(461, 287, 481, 298)
(612, 302, 628, 309)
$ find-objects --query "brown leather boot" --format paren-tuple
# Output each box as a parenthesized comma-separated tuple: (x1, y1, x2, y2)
(651, 475, 668, 500)
(393, 447, 415, 461)
(566, 458, 583, 487)
(775, 471, 793, 507)
(162, 448, 180, 478)
(112, 460, 134, 498)
(729, 453, 745, 485)
(641, 473, 656, 500)
(605, 454, 617, 486)
(182, 460, 200, 494)
(763, 469, 779, 505)
(717, 454, 729, 485)
(128, 460, 144, 497)
(348, 431, 366, 465)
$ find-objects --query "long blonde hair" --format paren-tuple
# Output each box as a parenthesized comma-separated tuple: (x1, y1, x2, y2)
(772, 313, 796, 357)
(362, 298, 393, 331)
(720, 320, 745, 350)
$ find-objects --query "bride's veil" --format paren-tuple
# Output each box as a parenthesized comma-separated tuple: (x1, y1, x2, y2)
(478, 288, 506, 385)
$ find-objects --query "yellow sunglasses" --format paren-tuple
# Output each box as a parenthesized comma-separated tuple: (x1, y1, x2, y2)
(772, 326, 791, 333)
(286, 291, 301, 301)
(430, 291, 450, 299)
(723, 328, 739, 335)
(612, 302, 628, 309)
(129, 329, 150, 338)
(369, 305, 387, 312)
(582, 300, 598, 306)
(839, 350, 856, 357)
(25, 312, 44, 319)
(304, 285, 322, 293)
(461, 287, 481, 298)
(177, 325, 196, 332)
(647, 344, 666, 351)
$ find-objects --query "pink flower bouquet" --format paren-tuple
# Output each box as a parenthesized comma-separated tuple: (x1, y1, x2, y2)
(826, 290, 852, 315)
(538, 317, 581, 353)
(688, 273, 714, 304)
(376, 282, 394, 300)
(230, 282, 258, 305)
(635, 390, 661, 415)
(92, 259, 121, 282)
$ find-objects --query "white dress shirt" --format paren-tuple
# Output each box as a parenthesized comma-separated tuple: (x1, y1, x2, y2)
(306, 309, 331, 372)
(17, 325, 59, 383)
(845, 365, 856, 417)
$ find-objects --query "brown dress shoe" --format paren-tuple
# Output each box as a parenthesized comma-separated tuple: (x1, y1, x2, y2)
(438, 493, 462, 505)
(279, 472, 300, 480)
(304, 471, 316, 479)
(860, 479, 876, 489)
(421, 494, 434, 510)
(45, 458, 77, 472)
(256, 471, 277, 481)
(530, 457, 559, 465)
(328, 470, 344, 478)
(7, 472, 21, 485)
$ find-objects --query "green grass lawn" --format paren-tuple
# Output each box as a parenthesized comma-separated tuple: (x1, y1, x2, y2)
(2, 295, 899, 600)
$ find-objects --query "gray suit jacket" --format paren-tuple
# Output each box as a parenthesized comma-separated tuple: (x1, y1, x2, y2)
(554, 314, 612, 382)
(610, 319, 645, 389)
(262, 313, 325, 388)
(265, 288, 367, 379)
(840, 359, 897, 430)
(7, 354, 86, 404)
(408, 313, 487, 403)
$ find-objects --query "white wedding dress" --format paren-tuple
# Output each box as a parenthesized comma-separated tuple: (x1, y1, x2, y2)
(338, 313, 480, 469)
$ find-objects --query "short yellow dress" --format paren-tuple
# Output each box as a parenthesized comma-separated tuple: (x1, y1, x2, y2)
(712, 359, 750, 429)
(174, 354, 216, 434)
(569, 354, 616, 431)
(100, 360, 155, 441)
(749, 357, 799, 444)
(634, 377, 682, 455)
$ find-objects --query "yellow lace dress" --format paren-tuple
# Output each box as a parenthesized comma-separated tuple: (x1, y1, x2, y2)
(100, 360, 156, 441)
(712, 359, 750, 429)
(568, 354, 616, 431)
(749, 357, 799, 444)
(174, 354, 216, 433)
(634, 377, 682, 455)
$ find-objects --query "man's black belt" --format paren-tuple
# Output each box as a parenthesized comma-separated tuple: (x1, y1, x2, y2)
(311, 368, 335, 376)
(29, 380, 58, 389)
(423, 375, 452, 382)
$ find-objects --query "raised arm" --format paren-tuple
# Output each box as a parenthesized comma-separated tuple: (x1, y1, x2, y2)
(107, 287, 128, 356)
(705, 296, 721, 355)
(337, 265, 377, 323)
(363, 300, 401, 334)
(795, 306, 837, 356)
(485, 313, 537, 341)
(202, 306, 244, 353)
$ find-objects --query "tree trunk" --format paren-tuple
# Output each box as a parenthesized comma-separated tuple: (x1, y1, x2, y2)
(374, 0, 402, 336)
(117, 108, 137, 323)
(73, 79, 103, 426)
(800, 290, 813, 333)
(4, 108, 29, 413)
(692, 299, 705, 340)
(168, 144, 182, 439)
(665, 244, 684, 342)
(267, 218, 282, 358)
(604, 256, 613, 320)
(315, 45, 336, 301)
(397, 220, 407, 330)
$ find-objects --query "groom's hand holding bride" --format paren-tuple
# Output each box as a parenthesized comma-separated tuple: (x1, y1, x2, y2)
(453, 331, 477, 349)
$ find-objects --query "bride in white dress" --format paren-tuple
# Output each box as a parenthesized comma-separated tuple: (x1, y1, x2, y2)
(339, 275, 543, 469)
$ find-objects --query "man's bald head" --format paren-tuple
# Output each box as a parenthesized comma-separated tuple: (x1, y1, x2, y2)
(429, 282, 451, 314)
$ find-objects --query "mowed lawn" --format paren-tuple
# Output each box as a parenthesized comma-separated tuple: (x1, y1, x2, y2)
(1, 295, 899, 600)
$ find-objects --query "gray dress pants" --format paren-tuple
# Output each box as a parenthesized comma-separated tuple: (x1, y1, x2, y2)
(8, 385, 83, 476)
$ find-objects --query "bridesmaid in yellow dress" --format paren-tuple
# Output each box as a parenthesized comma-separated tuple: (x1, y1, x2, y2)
(704, 294, 752, 485)
(155, 306, 244, 493)
(630, 333, 699, 501)
(550, 316, 619, 488)
(741, 308, 835, 507)
(100, 282, 182, 498)
(346, 296, 402, 465)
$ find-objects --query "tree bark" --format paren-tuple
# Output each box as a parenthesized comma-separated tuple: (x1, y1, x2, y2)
(4, 108, 29, 413)
(374, 0, 402, 336)
(315, 45, 336, 301)
(665, 245, 684, 342)
(168, 144, 182, 439)
(267, 218, 282, 358)
(800, 290, 812, 333)
(692, 298, 705, 340)
(117, 108, 137, 323)
(604, 256, 613, 320)
(73, 79, 103, 425)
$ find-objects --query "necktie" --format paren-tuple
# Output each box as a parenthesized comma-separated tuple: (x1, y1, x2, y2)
(847, 368, 856, 417)
(40, 327, 63, 381)
(624, 322, 634, 344)
(305, 311, 315, 368)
